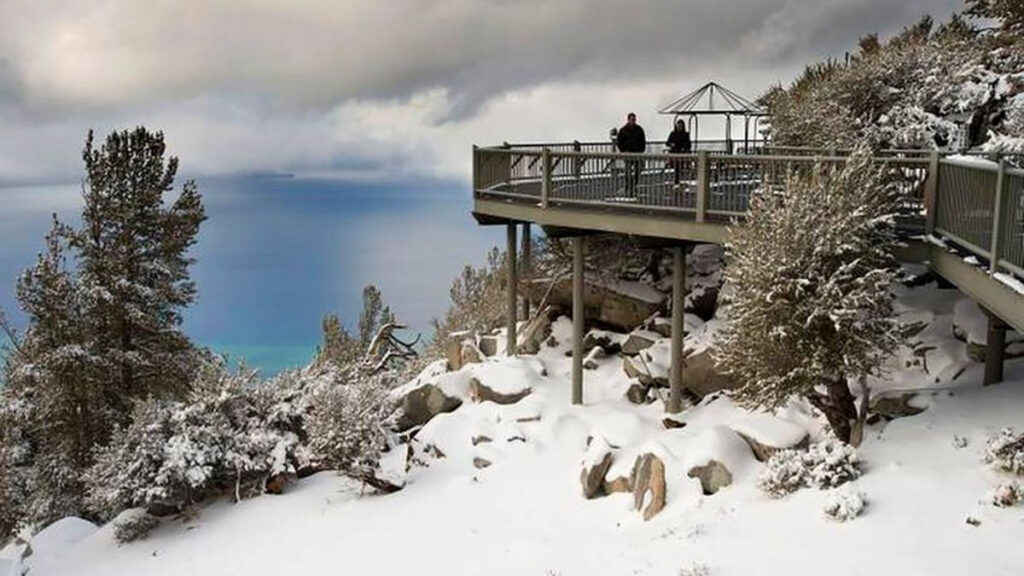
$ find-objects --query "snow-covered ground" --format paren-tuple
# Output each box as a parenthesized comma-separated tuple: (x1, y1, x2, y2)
(9, 281, 1024, 576)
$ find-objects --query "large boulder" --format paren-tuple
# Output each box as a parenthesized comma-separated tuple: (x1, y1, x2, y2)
(687, 460, 732, 495)
(395, 384, 463, 432)
(623, 356, 668, 388)
(580, 436, 615, 499)
(524, 277, 665, 332)
(631, 453, 667, 521)
(478, 335, 499, 357)
(469, 377, 531, 405)
(444, 338, 463, 372)
(461, 342, 485, 365)
(682, 346, 736, 397)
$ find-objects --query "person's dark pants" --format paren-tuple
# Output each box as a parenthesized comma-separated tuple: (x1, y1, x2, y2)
(673, 159, 683, 184)
(625, 159, 642, 194)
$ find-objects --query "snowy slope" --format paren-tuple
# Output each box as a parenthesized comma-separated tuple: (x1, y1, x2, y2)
(24, 283, 1024, 576)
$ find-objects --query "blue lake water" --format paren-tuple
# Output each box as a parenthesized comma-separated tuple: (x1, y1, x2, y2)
(0, 176, 502, 375)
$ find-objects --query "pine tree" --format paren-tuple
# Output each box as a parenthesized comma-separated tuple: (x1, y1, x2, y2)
(73, 127, 206, 407)
(716, 149, 903, 444)
(357, 285, 394, 350)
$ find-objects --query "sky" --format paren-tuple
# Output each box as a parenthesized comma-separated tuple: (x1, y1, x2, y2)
(0, 0, 967, 186)
(0, 0, 969, 372)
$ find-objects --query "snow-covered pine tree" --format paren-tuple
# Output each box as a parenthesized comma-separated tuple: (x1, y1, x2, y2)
(716, 148, 903, 444)
(73, 128, 206, 407)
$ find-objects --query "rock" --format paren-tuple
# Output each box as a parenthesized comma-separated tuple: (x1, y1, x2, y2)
(461, 342, 485, 365)
(682, 347, 736, 397)
(871, 393, 926, 420)
(545, 335, 559, 348)
(469, 377, 531, 405)
(518, 306, 554, 354)
(603, 475, 632, 494)
(687, 460, 732, 495)
(623, 356, 668, 388)
(731, 416, 809, 462)
(145, 502, 181, 518)
(583, 346, 606, 370)
(524, 278, 665, 332)
(651, 317, 673, 338)
(621, 333, 657, 356)
(395, 384, 463, 432)
(473, 457, 492, 469)
(662, 417, 687, 430)
(631, 454, 667, 521)
(478, 335, 499, 357)
(471, 435, 493, 446)
(625, 382, 650, 404)
(687, 284, 720, 321)
(580, 438, 614, 499)
(583, 331, 621, 355)
(265, 473, 289, 495)
(444, 338, 463, 371)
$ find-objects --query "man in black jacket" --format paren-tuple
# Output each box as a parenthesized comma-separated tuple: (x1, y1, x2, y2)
(616, 112, 646, 195)
(666, 118, 692, 185)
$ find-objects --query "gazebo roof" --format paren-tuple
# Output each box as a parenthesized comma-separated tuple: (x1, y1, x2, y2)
(658, 81, 767, 116)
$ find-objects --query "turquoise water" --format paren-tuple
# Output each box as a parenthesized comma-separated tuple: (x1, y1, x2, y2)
(0, 176, 502, 375)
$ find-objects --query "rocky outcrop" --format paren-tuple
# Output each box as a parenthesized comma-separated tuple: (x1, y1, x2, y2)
(631, 453, 667, 521)
(468, 377, 532, 405)
(524, 278, 665, 332)
(687, 460, 732, 495)
(395, 384, 463, 432)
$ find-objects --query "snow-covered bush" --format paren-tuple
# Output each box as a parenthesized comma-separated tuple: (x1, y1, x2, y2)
(86, 363, 307, 520)
(678, 564, 712, 576)
(991, 482, 1023, 508)
(758, 440, 862, 497)
(305, 367, 396, 481)
(114, 512, 159, 544)
(823, 489, 867, 522)
(717, 149, 902, 442)
(983, 428, 1024, 475)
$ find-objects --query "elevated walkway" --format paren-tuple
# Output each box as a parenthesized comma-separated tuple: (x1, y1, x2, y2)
(471, 142, 1024, 408)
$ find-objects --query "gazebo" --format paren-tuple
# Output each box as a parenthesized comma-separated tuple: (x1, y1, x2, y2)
(658, 81, 768, 154)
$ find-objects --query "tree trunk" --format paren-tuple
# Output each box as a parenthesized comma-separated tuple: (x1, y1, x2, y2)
(808, 377, 858, 443)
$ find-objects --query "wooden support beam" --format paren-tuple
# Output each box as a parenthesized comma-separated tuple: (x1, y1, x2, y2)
(668, 247, 687, 413)
(506, 223, 518, 356)
(572, 236, 585, 405)
(521, 223, 532, 320)
(984, 311, 1007, 386)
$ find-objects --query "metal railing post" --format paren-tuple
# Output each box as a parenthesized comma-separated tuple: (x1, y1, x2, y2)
(696, 150, 708, 222)
(925, 151, 940, 234)
(573, 140, 582, 182)
(989, 159, 1006, 273)
(541, 147, 551, 209)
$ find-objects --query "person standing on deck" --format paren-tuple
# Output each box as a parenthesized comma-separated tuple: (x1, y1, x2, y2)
(666, 118, 692, 186)
(616, 112, 646, 195)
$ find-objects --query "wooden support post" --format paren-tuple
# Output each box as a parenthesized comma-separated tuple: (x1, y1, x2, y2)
(472, 145, 479, 198)
(506, 223, 518, 356)
(572, 236, 585, 405)
(984, 311, 1007, 386)
(668, 246, 687, 414)
(521, 223, 532, 321)
(696, 150, 708, 222)
(989, 159, 1006, 274)
(924, 151, 940, 234)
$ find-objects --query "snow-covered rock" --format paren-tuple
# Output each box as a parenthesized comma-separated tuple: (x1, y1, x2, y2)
(580, 435, 614, 499)
(730, 415, 810, 462)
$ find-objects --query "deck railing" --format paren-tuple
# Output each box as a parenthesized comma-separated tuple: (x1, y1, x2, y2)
(474, 143, 1024, 281)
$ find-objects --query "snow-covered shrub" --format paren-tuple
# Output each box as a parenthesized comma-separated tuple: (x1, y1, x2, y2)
(984, 428, 1024, 474)
(678, 564, 712, 576)
(991, 482, 1023, 508)
(806, 440, 862, 489)
(717, 148, 902, 442)
(114, 512, 159, 544)
(758, 440, 862, 497)
(306, 367, 396, 481)
(823, 489, 867, 522)
(757, 450, 810, 498)
(86, 363, 307, 520)
(431, 247, 508, 354)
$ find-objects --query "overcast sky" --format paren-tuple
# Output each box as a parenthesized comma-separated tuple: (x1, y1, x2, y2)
(0, 0, 965, 185)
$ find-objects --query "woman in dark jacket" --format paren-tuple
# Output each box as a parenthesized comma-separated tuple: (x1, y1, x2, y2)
(666, 119, 692, 185)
